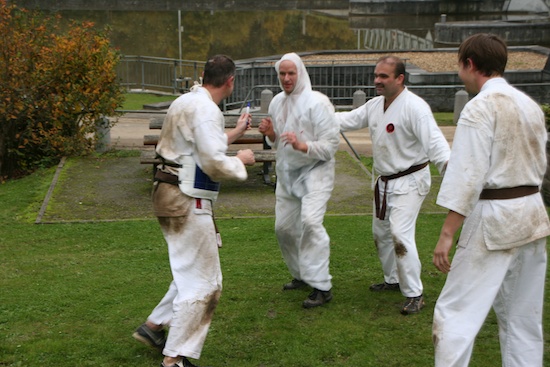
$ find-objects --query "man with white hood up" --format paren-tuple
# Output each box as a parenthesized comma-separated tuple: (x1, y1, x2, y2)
(259, 52, 340, 308)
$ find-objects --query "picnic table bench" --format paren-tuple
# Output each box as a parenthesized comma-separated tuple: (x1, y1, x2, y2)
(141, 112, 276, 184)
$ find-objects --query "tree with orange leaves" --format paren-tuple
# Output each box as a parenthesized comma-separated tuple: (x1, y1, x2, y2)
(0, 0, 124, 179)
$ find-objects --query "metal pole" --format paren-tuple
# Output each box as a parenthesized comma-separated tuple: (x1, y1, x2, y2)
(178, 10, 182, 77)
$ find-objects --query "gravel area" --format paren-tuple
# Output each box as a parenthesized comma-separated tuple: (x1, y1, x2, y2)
(302, 51, 548, 72)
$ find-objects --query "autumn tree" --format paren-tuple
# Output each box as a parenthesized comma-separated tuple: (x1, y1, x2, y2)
(0, 0, 124, 179)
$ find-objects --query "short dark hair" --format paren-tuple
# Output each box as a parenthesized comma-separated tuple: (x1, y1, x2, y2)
(458, 33, 507, 77)
(377, 55, 406, 78)
(203, 55, 235, 87)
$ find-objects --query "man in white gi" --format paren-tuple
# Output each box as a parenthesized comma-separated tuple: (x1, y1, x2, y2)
(132, 55, 256, 367)
(336, 55, 450, 315)
(259, 52, 340, 308)
(432, 33, 550, 367)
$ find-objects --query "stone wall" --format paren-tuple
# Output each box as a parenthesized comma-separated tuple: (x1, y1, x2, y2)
(407, 65, 550, 111)
(435, 19, 550, 46)
(233, 48, 550, 112)
(8, 0, 349, 11)
(350, 0, 507, 15)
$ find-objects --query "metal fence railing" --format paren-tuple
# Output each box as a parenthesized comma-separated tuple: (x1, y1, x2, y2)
(117, 55, 550, 112)
(116, 55, 383, 104)
(117, 55, 205, 95)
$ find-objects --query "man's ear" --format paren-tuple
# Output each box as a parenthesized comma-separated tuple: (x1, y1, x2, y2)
(466, 58, 475, 71)
(226, 75, 235, 87)
(396, 73, 405, 84)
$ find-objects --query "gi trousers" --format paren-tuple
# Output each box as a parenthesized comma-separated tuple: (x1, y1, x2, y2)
(148, 187, 222, 360)
(433, 204, 547, 367)
(372, 178, 425, 297)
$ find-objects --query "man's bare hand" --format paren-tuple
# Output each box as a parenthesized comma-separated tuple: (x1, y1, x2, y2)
(236, 149, 255, 166)
(433, 236, 453, 273)
(433, 211, 464, 273)
(281, 131, 308, 153)
(259, 117, 275, 142)
(236, 112, 252, 134)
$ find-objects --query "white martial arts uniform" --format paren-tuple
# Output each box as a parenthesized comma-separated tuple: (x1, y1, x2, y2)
(336, 88, 450, 297)
(434, 78, 550, 367)
(148, 85, 247, 359)
(266, 53, 340, 292)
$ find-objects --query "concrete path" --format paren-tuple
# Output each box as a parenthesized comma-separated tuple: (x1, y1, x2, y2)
(109, 112, 456, 156)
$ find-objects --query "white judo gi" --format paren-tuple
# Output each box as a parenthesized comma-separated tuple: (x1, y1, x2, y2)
(336, 88, 450, 297)
(434, 78, 550, 367)
(266, 53, 340, 292)
(148, 85, 247, 359)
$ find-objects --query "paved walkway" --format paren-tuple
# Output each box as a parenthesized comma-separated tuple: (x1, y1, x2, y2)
(109, 112, 456, 156)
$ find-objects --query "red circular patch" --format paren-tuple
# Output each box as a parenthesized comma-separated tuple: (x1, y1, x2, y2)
(386, 123, 395, 133)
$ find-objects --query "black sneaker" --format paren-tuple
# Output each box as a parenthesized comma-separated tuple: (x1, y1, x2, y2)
(283, 278, 308, 290)
(133, 323, 166, 353)
(302, 288, 333, 308)
(161, 357, 209, 367)
(369, 282, 400, 292)
(401, 295, 425, 315)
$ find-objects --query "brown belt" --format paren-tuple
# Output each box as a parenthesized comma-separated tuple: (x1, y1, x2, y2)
(374, 162, 429, 220)
(479, 185, 539, 200)
(154, 170, 180, 185)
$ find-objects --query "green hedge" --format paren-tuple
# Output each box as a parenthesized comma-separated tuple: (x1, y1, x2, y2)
(543, 104, 550, 130)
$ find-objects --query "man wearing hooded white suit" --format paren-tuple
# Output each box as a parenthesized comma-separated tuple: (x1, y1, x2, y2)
(259, 53, 340, 308)
(335, 56, 450, 315)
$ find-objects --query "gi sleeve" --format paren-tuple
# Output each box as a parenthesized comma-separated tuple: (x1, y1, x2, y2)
(409, 111, 450, 175)
(335, 102, 369, 132)
(436, 102, 492, 216)
(192, 114, 248, 183)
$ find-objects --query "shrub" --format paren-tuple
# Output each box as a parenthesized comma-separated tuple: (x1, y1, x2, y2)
(0, 0, 124, 179)
(542, 104, 550, 130)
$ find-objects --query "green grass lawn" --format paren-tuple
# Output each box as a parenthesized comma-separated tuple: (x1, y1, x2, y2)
(121, 93, 178, 111)
(433, 112, 454, 126)
(1, 158, 549, 366)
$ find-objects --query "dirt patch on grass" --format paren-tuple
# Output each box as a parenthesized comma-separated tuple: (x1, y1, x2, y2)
(38, 151, 372, 222)
(39, 151, 446, 223)
(41, 155, 154, 222)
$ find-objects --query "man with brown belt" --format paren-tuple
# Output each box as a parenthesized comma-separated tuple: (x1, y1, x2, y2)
(432, 33, 550, 367)
(336, 55, 450, 314)
(132, 54, 255, 367)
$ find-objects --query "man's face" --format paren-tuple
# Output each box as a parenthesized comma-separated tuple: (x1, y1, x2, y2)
(373, 62, 403, 99)
(279, 60, 298, 94)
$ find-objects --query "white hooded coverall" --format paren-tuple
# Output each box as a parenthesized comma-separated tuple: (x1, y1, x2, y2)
(147, 85, 247, 359)
(336, 88, 450, 297)
(266, 53, 340, 292)
(434, 78, 550, 367)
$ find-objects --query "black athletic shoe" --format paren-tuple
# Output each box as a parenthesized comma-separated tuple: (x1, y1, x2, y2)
(302, 288, 333, 308)
(133, 323, 166, 353)
(369, 282, 400, 292)
(283, 278, 308, 290)
(401, 295, 425, 315)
